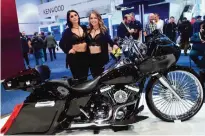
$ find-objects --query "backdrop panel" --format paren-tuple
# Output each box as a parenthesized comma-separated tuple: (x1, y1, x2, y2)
(1, 0, 25, 80)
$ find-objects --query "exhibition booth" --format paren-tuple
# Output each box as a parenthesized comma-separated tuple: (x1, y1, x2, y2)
(1, 0, 205, 135)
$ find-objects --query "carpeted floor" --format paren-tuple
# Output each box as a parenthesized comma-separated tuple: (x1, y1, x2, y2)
(0, 53, 203, 115)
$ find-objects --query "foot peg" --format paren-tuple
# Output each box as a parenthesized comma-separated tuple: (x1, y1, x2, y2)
(135, 105, 144, 115)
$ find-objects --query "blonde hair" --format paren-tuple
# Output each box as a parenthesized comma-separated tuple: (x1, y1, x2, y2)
(88, 10, 107, 34)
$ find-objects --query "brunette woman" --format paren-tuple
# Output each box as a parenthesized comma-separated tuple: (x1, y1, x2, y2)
(59, 10, 89, 81)
(87, 10, 119, 78)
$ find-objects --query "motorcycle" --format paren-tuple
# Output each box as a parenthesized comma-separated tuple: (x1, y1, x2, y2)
(1, 30, 204, 135)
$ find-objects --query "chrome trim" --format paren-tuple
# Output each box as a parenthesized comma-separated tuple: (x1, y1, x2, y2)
(94, 104, 113, 124)
(158, 75, 182, 101)
(125, 85, 139, 92)
(113, 100, 138, 120)
(70, 123, 110, 128)
(79, 108, 90, 119)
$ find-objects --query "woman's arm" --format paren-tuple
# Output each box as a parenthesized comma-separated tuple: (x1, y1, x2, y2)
(59, 29, 72, 54)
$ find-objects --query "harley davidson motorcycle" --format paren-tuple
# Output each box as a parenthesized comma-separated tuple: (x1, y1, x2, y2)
(1, 30, 204, 135)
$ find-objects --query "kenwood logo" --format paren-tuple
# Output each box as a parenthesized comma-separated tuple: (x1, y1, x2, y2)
(43, 5, 64, 15)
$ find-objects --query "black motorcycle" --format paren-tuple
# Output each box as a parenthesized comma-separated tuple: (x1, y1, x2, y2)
(1, 30, 204, 135)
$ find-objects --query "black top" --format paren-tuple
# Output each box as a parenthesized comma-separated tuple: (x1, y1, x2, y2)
(21, 36, 29, 53)
(117, 22, 130, 38)
(59, 25, 88, 65)
(71, 31, 86, 45)
(87, 30, 115, 64)
(163, 22, 177, 38)
(129, 20, 142, 40)
(59, 25, 88, 54)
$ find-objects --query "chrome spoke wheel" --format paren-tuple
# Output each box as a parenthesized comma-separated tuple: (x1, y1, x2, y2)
(151, 70, 204, 121)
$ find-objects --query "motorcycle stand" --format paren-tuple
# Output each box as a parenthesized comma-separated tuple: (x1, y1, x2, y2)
(68, 125, 132, 134)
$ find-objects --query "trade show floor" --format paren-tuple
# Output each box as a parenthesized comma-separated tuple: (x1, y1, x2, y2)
(1, 53, 204, 116)
(1, 94, 205, 135)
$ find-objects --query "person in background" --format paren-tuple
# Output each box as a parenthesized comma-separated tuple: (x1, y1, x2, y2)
(144, 13, 157, 41)
(20, 31, 30, 68)
(129, 12, 142, 41)
(117, 14, 134, 38)
(59, 10, 89, 81)
(163, 16, 177, 42)
(193, 15, 202, 34)
(178, 17, 193, 55)
(45, 32, 58, 61)
(203, 15, 205, 24)
(190, 22, 205, 68)
(87, 10, 119, 78)
(155, 13, 164, 33)
(191, 17, 196, 25)
(31, 32, 45, 65)
(40, 32, 47, 62)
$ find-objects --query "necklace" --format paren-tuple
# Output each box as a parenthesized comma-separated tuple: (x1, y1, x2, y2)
(92, 28, 100, 38)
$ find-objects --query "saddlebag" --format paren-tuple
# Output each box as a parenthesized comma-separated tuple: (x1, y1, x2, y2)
(1, 100, 66, 135)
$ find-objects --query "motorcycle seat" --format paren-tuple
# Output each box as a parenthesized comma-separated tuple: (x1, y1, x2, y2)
(69, 76, 101, 94)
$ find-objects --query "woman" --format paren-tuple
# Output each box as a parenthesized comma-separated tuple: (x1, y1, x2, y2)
(87, 10, 118, 78)
(59, 10, 89, 81)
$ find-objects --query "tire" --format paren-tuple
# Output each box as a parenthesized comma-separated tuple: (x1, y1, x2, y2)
(145, 65, 204, 122)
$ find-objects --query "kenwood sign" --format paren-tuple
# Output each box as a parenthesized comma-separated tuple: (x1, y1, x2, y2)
(38, 0, 112, 18)
(43, 5, 64, 15)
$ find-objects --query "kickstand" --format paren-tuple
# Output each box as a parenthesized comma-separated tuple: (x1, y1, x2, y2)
(111, 125, 130, 132)
(93, 126, 100, 134)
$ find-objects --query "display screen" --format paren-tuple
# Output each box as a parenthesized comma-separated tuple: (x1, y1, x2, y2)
(40, 27, 49, 34)
(51, 25, 61, 41)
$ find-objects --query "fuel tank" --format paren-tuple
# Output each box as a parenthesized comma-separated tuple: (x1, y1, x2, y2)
(100, 61, 139, 85)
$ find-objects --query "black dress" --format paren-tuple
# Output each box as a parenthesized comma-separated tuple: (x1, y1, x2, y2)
(59, 25, 89, 81)
(87, 30, 115, 78)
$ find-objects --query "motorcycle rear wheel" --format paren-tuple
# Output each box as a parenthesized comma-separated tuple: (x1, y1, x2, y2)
(146, 66, 204, 122)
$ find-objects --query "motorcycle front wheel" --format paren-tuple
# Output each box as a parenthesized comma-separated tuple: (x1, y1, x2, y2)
(146, 66, 204, 122)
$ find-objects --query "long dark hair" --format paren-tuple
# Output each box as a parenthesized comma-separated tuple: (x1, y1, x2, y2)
(67, 10, 80, 28)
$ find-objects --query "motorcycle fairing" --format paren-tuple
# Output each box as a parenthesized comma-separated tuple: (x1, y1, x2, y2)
(139, 54, 176, 74)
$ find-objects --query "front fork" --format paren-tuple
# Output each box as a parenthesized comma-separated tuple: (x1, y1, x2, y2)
(152, 73, 183, 101)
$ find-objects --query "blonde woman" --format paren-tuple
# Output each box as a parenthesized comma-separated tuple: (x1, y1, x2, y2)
(87, 10, 118, 78)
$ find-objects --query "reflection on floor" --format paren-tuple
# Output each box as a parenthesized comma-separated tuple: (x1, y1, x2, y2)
(1, 95, 205, 135)
(1, 53, 203, 116)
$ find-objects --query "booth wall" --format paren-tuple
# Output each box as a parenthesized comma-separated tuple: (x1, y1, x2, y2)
(16, 0, 41, 35)
(1, 0, 25, 80)
(122, 3, 170, 21)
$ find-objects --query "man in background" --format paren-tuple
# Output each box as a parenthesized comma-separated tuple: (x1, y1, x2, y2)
(117, 14, 134, 38)
(178, 17, 193, 55)
(163, 16, 177, 42)
(155, 13, 164, 33)
(129, 12, 142, 41)
(144, 13, 157, 42)
(193, 15, 202, 34)
(45, 32, 58, 61)
(20, 31, 30, 68)
(40, 32, 47, 62)
(31, 32, 45, 65)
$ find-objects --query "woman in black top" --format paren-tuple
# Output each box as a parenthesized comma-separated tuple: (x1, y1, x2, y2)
(59, 10, 89, 81)
(87, 10, 119, 78)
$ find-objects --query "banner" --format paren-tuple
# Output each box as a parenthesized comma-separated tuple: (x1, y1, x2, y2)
(38, 0, 111, 18)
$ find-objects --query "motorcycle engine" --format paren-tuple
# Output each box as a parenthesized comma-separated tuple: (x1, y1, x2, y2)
(114, 90, 128, 103)
(101, 84, 139, 104)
